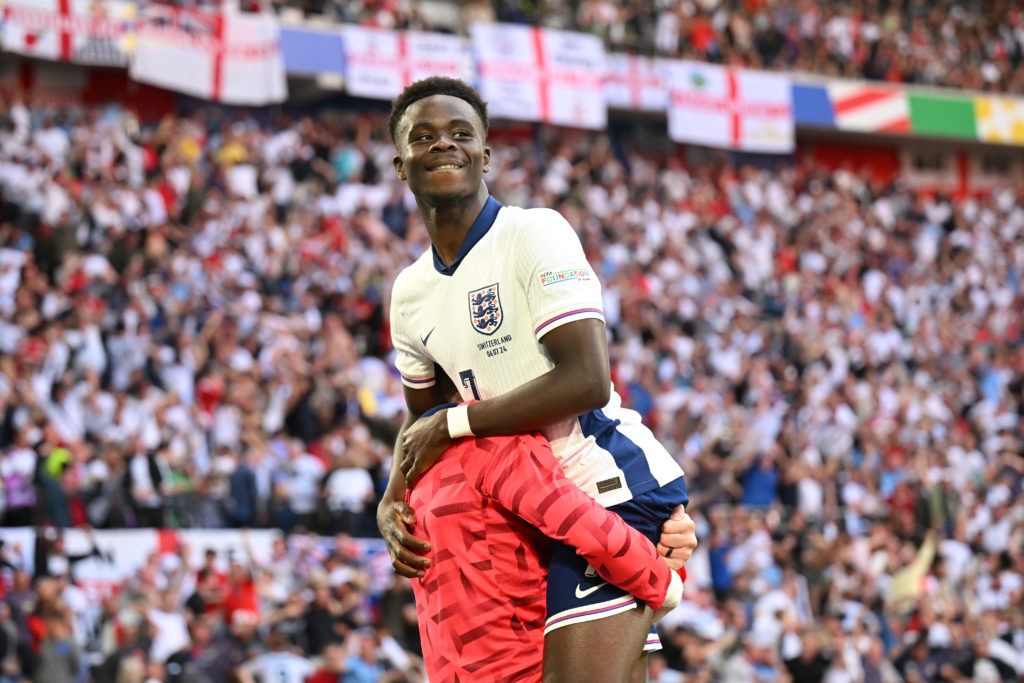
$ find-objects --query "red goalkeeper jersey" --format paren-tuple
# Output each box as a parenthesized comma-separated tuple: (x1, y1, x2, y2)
(407, 432, 673, 683)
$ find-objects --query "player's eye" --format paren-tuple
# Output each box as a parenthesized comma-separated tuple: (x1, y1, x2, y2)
(453, 131, 471, 138)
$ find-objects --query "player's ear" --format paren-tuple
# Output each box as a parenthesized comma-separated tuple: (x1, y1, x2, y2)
(482, 146, 491, 174)
(393, 154, 406, 181)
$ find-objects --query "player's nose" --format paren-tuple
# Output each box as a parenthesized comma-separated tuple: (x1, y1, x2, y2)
(429, 133, 458, 151)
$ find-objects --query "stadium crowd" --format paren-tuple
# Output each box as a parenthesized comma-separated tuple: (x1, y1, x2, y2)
(298, 0, 1024, 94)
(0, 527, 424, 682)
(0, 88, 1022, 681)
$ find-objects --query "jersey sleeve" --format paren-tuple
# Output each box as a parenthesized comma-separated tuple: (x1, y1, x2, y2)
(390, 270, 436, 389)
(462, 433, 672, 609)
(514, 209, 605, 341)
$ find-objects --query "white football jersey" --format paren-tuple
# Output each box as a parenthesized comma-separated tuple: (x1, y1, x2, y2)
(391, 197, 683, 507)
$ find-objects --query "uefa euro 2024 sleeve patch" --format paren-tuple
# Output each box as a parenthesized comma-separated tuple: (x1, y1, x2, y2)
(469, 283, 503, 335)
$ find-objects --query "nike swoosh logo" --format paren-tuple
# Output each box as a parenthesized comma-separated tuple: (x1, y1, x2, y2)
(420, 328, 435, 346)
(575, 581, 608, 599)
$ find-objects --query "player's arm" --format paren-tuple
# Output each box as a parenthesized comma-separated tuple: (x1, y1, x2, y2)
(466, 434, 683, 612)
(399, 316, 609, 484)
(399, 318, 697, 566)
(378, 370, 459, 578)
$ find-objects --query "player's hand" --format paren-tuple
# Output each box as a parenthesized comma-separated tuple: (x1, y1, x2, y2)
(657, 505, 697, 571)
(377, 500, 432, 578)
(400, 409, 452, 485)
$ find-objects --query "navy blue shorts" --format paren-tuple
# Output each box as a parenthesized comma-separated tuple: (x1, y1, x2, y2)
(544, 476, 689, 651)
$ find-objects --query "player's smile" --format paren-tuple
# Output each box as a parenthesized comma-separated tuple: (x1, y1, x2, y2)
(427, 160, 465, 172)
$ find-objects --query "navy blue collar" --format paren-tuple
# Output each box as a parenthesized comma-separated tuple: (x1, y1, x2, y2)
(432, 196, 503, 276)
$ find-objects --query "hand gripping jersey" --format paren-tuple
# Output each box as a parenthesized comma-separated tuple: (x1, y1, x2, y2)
(407, 432, 675, 683)
(391, 197, 684, 507)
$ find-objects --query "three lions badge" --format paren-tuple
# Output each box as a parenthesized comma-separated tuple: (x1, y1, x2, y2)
(468, 283, 502, 335)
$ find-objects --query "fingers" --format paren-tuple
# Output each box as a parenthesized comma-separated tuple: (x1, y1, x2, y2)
(394, 501, 418, 527)
(400, 454, 423, 485)
(380, 501, 432, 578)
(658, 538, 696, 554)
(660, 532, 698, 552)
(396, 526, 431, 554)
(386, 527, 431, 578)
(657, 542, 686, 571)
(658, 506, 698, 570)
(384, 502, 430, 552)
(661, 511, 696, 535)
(391, 558, 426, 579)
(400, 450, 432, 486)
(405, 461, 428, 487)
(390, 546, 431, 578)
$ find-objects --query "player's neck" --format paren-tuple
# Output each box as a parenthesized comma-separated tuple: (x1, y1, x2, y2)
(417, 184, 490, 266)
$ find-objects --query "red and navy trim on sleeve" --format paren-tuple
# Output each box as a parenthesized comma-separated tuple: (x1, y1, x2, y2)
(534, 308, 604, 335)
(401, 375, 435, 386)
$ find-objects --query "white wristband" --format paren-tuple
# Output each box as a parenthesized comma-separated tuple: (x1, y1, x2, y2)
(446, 404, 474, 439)
(662, 570, 684, 611)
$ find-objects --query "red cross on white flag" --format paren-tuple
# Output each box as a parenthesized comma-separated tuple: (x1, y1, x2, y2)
(470, 23, 607, 130)
(130, 4, 286, 105)
(605, 53, 668, 112)
(2, 0, 133, 66)
(667, 60, 794, 153)
(341, 26, 469, 101)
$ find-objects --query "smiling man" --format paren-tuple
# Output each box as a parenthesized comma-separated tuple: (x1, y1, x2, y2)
(378, 77, 696, 682)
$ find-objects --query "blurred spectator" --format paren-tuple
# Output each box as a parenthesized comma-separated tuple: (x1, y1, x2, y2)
(163, 616, 220, 683)
(32, 527, 102, 582)
(0, 430, 37, 527)
(306, 639, 346, 683)
(127, 447, 166, 529)
(227, 449, 258, 528)
(304, 578, 344, 658)
(235, 625, 313, 683)
(342, 631, 385, 683)
(147, 589, 190, 666)
(323, 451, 376, 536)
(0, 601, 20, 683)
(34, 606, 80, 683)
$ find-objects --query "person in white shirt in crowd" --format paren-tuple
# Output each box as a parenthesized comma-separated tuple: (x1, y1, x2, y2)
(235, 626, 314, 683)
(147, 589, 191, 666)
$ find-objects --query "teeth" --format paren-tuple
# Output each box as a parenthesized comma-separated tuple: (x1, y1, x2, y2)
(432, 164, 461, 170)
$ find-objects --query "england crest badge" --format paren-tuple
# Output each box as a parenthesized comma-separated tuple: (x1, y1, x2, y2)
(468, 283, 503, 335)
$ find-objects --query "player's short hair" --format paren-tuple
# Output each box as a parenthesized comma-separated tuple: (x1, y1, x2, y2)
(388, 77, 489, 143)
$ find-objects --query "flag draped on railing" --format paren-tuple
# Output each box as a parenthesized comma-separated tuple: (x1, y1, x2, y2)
(2, 0, 135, 66)
(129, 2, 286, 105)
(470, 22, 608, 131)
(340, 25, 470, 100)
(666, 60, 794, 153)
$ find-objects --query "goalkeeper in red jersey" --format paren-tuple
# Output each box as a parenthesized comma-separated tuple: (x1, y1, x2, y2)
(406, 405, 685, 682)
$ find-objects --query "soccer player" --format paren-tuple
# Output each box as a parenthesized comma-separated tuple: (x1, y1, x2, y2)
(378, 76, 696, 681)
(407, 407, 685, 681)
